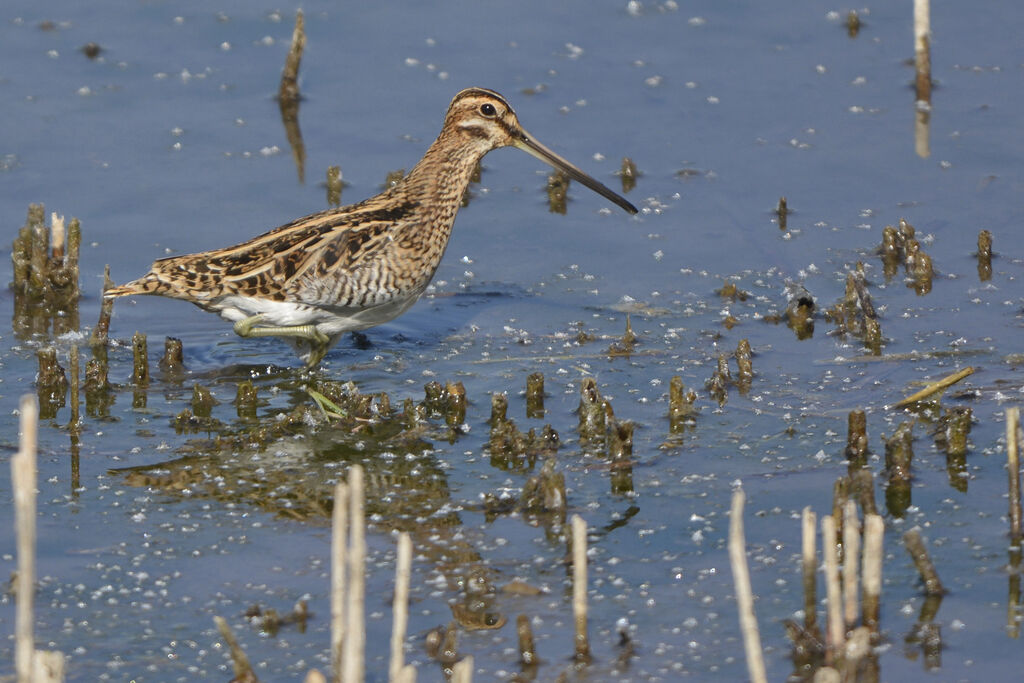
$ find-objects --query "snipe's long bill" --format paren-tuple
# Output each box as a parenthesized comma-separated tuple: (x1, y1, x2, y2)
(105, 87, 638, 367)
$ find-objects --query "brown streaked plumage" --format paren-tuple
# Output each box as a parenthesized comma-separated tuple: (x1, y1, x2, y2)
(105, 87, 638, 367)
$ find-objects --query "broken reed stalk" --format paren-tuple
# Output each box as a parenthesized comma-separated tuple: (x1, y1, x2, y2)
(822, 515, 844, 659)
(888, 366, 975, 409)
(728, 489, 767, 683)
(1008, 407, 1022, 540)
(451, 655, 473, 683)
(776, 196, 788, 230)
(903, 528, 946, 596)
(327, 166, 343, 207)
(571, 514, 591, 662)
(861, 514, 884, 633)
(914, 0, 932, 103)
(342, 465, 366, 683)
(13, 396, 38, 683)
(279, 9, 305, 103)
(214, 616, 258, 682)
(526, 372, 545, 418)
(801, 506, 817, 631)
(331, 481, 349, 682)
(91, 265, 115, 346)
(517, 614, 538, 668)
(842, 500, 861, 630)
(846, 409, 868, 461)
(132, 332, 149, 385)
(389, 532, 413, 682)
(69, 344, 80, 430)
(977, 230, 993, 281)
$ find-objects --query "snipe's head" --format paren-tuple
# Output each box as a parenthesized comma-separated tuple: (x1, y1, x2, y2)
(443, 88, 638, 214)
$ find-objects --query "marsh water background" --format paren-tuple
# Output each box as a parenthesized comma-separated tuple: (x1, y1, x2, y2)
(2, 1, 1024, 680)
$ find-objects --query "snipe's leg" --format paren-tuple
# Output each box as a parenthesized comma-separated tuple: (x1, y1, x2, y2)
(302, 340, 331, 369)
(233, 314, 332, 368)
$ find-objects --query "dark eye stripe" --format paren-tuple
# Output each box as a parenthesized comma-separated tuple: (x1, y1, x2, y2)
(461, 125, 491, 139)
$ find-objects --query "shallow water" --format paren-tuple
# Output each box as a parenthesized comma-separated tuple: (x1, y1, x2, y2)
(2, 1, 1024, 681)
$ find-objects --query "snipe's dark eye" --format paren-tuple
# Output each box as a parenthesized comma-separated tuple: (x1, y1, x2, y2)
(479, 103, 497, 117)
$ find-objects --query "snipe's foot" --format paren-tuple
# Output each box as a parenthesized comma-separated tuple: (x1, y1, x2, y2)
(233, 314, 330, 345)
(233, 314, 332, 367)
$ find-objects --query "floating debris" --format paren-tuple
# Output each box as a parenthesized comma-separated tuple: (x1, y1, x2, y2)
(888, 366, 975, 409)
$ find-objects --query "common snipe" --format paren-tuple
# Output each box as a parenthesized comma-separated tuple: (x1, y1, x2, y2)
(106, 87, 638, 367)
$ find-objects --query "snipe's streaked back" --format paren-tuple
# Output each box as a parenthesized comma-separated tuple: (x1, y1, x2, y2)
(105, 87, 638, 367)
